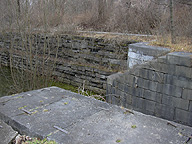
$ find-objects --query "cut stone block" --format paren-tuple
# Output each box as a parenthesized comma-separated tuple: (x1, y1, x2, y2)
(0, 119, 18, 144)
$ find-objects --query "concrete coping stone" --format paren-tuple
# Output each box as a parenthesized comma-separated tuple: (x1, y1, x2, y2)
(168, 51, 192, 57)
(129, 42, 171, 57)
(0, 87, 192, 144)
(167, 52, 192, 67)
(0, 119, 18, 144)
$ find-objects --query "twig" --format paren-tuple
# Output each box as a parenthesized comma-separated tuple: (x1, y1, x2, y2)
(124, 109, 134, 114)
(90, 95, 106, 102)
(181, 133, 192, 144)
(185, 135, 192, 144)
(21, 109, 32, 115)
(53, 126, 69, 134)
(167, 122, 177, 128)
(166, 122, 192, 143)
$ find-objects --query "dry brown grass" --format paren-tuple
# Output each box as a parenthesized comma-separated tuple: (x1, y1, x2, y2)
(78, 32, 155, 42)
(79, 32, 192, 53)
(1, 0, 192, 53)
(150, 35, 192, 52)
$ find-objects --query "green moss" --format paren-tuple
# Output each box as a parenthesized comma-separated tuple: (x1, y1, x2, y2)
(131, 125, 137, 129)
(116, 139, 122, 143)
(26, 138, 57, 144)
(49, 81, 78, 93)
(18, 105, 27, 110)
(16, 96, 23, 99)
(48, 81, 97, 96)
(31, 110, 38, 115)
(47, 132, 53, 137)
(120, 43, 128, 47)
(43, 109, 49, 112)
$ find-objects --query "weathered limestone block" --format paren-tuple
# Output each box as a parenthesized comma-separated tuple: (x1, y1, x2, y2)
(155, 103, 175, 120)
(0, 120, 18, 144)
(162, 94, 189, 110)
(182, 89, 192, 100)
(175, 108, 192, 125)
(128, 42, 170, 68)
(166, 52, 192, 67)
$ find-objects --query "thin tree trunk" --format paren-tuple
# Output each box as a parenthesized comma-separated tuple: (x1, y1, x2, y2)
(170, 0, 175, 43)
(17, 0, 21, 17)
(98, 0, 106, 22)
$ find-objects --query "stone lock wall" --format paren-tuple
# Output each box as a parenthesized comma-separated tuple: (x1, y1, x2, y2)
(0, 32, 133, 94)
(1, 32, 192, 126)
(107, 50, 192, 126)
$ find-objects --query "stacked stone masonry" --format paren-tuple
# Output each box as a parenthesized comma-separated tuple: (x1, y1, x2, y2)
(107, 51, 192, 126)
(1, 32, 192, 126)
(0, 33, 133, 94)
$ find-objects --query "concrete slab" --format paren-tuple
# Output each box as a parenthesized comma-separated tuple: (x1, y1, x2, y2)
(0, 87, 192, 144)
(0, 119, 18, 144)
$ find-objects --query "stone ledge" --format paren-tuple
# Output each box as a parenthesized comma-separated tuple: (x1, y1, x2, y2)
(128, 42, 170, 68)
(1, 87, 192, 144)
(167, 52, 192, 67)
(129, 42, 170, 57)
(0, 119, 18, 144)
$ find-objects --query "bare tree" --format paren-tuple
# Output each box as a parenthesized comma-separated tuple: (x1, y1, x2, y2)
(177, 0, 192, 5)
(98, 0, 106, 22)
(17, 0, 21, 17)
(169, 0, 175, 43)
